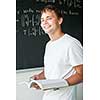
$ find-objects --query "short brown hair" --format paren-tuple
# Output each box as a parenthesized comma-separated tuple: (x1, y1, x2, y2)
(40, 4, 63, 19)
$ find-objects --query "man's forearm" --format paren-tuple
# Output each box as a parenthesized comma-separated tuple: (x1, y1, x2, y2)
(65, 64, 83, 86)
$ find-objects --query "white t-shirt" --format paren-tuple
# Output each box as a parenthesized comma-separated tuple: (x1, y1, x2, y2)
(43, 34, 83, 100)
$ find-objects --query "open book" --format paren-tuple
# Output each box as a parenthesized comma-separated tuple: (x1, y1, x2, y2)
(26, 79, 68, 91)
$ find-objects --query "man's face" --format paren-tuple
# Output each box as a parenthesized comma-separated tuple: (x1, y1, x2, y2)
(40, 10, 61, 35)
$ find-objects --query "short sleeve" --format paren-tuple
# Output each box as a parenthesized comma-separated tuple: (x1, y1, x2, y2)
(69, 41, 83, 66)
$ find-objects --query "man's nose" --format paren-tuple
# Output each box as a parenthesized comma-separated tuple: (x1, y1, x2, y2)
(42, 19, 48, 25)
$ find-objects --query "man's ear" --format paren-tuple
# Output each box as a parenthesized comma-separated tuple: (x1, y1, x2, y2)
(58, 18, 63, 25)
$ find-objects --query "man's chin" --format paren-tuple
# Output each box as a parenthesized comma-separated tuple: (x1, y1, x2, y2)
(44, 29, 54, 35)
(44, 30, 49, 34)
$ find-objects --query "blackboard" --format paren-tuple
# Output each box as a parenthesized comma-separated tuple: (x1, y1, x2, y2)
(16, 0, 83, 70)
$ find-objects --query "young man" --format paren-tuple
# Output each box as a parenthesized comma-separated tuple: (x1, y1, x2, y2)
(32, 4, 83, 100)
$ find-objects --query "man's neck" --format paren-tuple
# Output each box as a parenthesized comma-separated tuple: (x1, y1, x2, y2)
(49, 31, 64, 41)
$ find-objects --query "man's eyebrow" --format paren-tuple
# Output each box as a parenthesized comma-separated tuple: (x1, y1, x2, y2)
(46, 16, 51, 18)
(41, 16, 52, 19)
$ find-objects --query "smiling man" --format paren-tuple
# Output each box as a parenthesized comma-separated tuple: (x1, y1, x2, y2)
(31, 4, 83, 100)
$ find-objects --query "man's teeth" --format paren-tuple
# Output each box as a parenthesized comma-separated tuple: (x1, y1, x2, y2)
(44, 25, 51, 29)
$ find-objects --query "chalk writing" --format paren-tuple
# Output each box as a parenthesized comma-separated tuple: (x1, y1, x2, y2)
(16, 0, 82, 37)
(16, 9, 45, 37)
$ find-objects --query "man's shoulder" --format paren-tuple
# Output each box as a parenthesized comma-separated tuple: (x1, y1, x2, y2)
(64, 34, 82, 47)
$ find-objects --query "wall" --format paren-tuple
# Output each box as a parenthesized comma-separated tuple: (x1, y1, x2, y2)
(16, 68, 83, 100)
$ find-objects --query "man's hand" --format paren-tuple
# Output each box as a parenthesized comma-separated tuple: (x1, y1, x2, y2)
(31, 70, 45, 80)
(31, 83, 40, 89)
(31, 74, 41, 80)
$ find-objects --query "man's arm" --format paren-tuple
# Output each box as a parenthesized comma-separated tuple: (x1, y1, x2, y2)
(31, 69, 45, 80)
(65, 64, 83, 86)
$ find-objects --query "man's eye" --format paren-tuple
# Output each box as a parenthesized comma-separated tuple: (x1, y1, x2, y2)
(41, 17, 52, 22)
(41, 19, 44, 22)
(47, 17, 52, 20)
